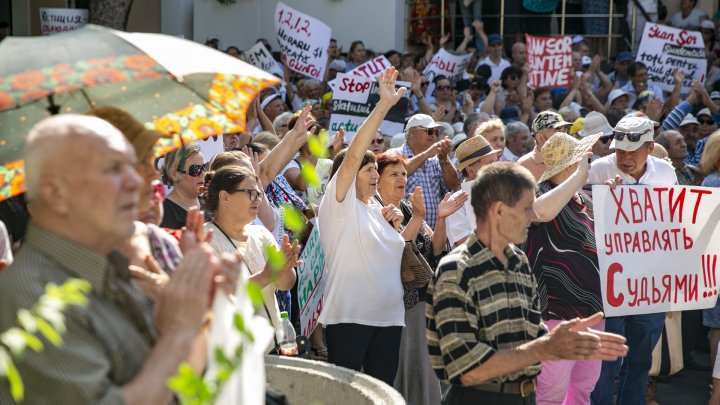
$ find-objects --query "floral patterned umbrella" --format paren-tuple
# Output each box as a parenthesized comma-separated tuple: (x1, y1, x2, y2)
(0, 24, 280, 200)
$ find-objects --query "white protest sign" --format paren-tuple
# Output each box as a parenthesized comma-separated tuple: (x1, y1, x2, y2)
(637, 22, 706, 94)
(243, 42, 277, 73)
(423, 49, 473, 103)
(39, 8, 88, 36)
(274, 2, 331, 80)
(525, 34, 573, 89)
(593, 185, 720, 317)
(297, 225, 327, 337)
(328, 56, 392, 89)
(329, 73, 410, 143)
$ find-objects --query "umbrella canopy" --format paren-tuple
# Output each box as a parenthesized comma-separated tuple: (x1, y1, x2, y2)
(0, 24, 281, 200)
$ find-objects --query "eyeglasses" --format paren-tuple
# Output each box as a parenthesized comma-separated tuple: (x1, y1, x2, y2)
(600, 136, 613, 144)
(232, 188, 264, 202)
(371, 138, 385, 145)
(699, 119, 716, 125)
(436, 85, 452, 91)
(613, 129, 651, 142)
(177, 162, 208, 177)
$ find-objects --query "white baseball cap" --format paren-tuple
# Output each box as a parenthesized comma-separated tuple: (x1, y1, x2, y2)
(680, 113, 700, 127)
(405, 114, 442, 131)
(609, 116, 655, 152)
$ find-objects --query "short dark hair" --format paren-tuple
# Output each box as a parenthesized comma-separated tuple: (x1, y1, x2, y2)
(330, 148, 376, 179)
(384, 50, 400, 59)
(605, 108, 626, 127)
(203, 166, 258, 219)
(533, 87, 551, 101)
(500, 66, 523, 88)
(471, 162, 536, 224)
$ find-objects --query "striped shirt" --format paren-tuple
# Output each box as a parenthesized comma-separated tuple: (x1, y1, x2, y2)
(521, 181, 603, 320)
(426, 233, 547, 385)
(0, 223, 155, 405)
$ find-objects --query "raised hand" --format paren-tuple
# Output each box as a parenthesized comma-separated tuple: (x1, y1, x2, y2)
(179, 206, 212, 253)
(377, 67, 407, 107)
(672, 68, 686, 85)
(286, 104, 317, 141)
(437, 138, 452, 161)
(408, 186, 426, 219)
(381, 204, 404, 230)
(438, 190, 468, 218)
(439, 32, 451, 49)
(279, 234, 302, 273)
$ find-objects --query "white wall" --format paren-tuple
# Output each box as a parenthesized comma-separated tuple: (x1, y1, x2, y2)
(193, 0, 405, 53)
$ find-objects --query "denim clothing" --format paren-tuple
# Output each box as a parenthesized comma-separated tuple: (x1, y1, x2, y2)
(590, 313, 665, 405)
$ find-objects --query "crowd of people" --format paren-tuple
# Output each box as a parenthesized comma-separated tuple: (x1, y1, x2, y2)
(5, 4, 720, 405)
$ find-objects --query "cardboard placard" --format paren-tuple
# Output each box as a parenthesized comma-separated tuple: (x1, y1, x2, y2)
(328, 73, 410, 143)
(40, 8, 88, 36)
(243, 42, 277, 73)
(636, 22, 706, 94)
(328, 56, 392, 89)
(297, 225, 327, 337)
(593, 185, 720, 316)
(274, 2, 331, 80)
(525, 34, 573, 89)
(423, 48, 473, 103)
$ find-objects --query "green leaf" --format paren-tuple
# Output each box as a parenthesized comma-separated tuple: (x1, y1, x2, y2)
(214, 347, 231, 368)
(307, 130, 330, 158)
(0, 346, 11, 377)
(233, 313, 246, 334)
(35, 304, 66, 333)
(17, 309, 37, 333)
(263, 242, 287, 273)
(281, 205, 306, 235)
(6, 360, 23, 402)
(20, 331, 44, 353)
(300, 160, 321, 188)
(245, 282, 263, 308)
(35, 318, 62, 346)
(0, 328, 26, 357)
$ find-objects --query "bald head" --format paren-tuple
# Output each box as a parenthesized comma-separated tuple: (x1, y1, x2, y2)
(511, 42, 527, 66)
(25, 115, 134, 201)
(24, 114, 141, 254)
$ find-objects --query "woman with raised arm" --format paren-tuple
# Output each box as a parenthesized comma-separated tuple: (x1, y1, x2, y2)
(318, 67, 407, 385)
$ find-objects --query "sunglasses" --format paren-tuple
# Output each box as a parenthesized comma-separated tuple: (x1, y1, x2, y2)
(613, 129, 650, 142)
(436, 85, 452, 91)
(371, 138, 385, 145)
(177, 162, 209, 177)
(420, 127, 439, 136)
(600, 136, 613, 144)
(699, 119, 716, 125)
(232, 188, 264, 202)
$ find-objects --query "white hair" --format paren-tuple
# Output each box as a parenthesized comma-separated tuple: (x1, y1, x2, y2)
(24, 114, 125, 202)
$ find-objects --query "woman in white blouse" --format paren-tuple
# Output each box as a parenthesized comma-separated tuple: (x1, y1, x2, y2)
(318, 67, 407, 385)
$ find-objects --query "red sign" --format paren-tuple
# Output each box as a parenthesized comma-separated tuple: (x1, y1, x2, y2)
(525, 34, 573, 89)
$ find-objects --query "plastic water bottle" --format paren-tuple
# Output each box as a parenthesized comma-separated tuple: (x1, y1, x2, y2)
(277, 311, 298, 356)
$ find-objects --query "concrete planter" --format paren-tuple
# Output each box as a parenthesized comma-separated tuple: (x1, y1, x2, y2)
(265, 355, 406, 405)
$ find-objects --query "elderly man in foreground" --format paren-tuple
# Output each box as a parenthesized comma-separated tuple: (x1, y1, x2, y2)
(0, 115, 223, 404)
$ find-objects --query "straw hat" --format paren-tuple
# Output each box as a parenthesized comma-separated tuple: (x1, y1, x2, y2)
(455, 135, 502, 170)
(87, 106, 167, 160)
(539, 132, 601, 183)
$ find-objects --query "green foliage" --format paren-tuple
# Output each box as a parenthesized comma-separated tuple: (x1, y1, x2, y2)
(281, 204, 306, 236)
(300, 160, 321, 188)
(168, 312, 254, 404)
(0, 278, 92, 402)
(307, 129, 330, 159)
(263, 242, 287, 274)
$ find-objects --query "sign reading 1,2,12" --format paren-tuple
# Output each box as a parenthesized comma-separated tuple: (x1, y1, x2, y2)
(274, 2, 331, 80)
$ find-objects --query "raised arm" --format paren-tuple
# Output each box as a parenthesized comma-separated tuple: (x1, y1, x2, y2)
(335, 68, 406, 202)
(533, 151, 591, 222)
(408, 68, 433, 116)
(258, 105, 316, 186)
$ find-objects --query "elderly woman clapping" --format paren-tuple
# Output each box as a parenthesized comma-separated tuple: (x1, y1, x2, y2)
(203, 166, 300, 338)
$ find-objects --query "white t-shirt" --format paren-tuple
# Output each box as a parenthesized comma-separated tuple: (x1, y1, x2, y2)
(205, 222, 283, 329)
(317, 175, 405, 327)
(670, 8, 708, 30)
(477, 57, 511, 84)
(589, 154, 678, 185)
(445, 181, 475, 246)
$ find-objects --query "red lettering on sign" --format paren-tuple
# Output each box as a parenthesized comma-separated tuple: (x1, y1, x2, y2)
(607, 263, 624, 307)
